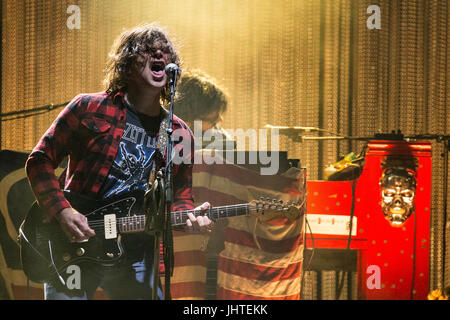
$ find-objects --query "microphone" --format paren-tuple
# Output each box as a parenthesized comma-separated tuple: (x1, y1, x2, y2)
(165, 63, 180, 78)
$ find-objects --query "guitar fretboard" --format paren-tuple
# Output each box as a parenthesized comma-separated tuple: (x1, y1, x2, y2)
(116, 204, 251, 233)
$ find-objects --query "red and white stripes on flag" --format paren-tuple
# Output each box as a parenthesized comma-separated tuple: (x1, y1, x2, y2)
(217, 215, 304, 300)
(161, 231, 208, 300)
(174, 157, 306, 300)
(0, 150, 305, 300)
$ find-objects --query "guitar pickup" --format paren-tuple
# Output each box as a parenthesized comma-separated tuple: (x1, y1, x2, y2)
(104, 214, 117, 239)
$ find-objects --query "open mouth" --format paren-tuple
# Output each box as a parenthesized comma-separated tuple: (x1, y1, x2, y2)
(150, 61, 165, 80)
(389, 207, 406, 214)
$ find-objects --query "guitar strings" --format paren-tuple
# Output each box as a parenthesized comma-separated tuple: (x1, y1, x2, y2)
(35, 206, 256, 242)
(83, 203, 286, 229)
(83, 204, 257, 228)
(35, 203, 288, 242)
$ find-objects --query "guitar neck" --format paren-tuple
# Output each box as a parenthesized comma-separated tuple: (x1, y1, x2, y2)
(116, 203, 251, 233)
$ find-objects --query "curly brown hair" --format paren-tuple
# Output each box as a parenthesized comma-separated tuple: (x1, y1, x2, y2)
(174, 70, 228, 122)
(103, 23, 181, 105)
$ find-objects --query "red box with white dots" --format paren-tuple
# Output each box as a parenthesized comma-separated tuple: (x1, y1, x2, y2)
(306, 140, 431, 300)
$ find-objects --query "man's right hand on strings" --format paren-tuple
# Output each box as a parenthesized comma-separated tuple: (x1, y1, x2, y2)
(56, 208, 96, 242)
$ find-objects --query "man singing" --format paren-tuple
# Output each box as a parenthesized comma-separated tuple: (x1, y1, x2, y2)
(25, 23, 212, 300)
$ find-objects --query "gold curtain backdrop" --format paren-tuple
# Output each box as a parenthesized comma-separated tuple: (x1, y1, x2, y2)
(1, 0, 449, 293)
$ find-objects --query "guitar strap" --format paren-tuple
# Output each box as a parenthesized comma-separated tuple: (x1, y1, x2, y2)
(155, 107, 170, 161)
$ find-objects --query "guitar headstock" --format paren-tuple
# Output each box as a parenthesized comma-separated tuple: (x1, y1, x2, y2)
(249, 197, 303, 222)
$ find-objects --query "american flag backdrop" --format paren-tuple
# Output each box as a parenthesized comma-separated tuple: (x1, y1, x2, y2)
(0, 150, 305, 300)
(190, 153, 306, 300)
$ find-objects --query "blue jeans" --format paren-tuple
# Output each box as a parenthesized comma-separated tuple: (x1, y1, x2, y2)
(44, 235, 164, 300)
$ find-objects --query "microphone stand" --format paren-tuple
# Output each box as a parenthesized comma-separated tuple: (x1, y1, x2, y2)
(160, 68, 178, 300)
(145, 67, 179, 300)
(144, 166, 166, 301)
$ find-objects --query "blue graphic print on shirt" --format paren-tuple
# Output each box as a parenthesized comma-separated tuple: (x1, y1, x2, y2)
(100, 105, 160, 199)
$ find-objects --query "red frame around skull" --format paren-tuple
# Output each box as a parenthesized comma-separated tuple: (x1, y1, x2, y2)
(306, 140, 431, 300)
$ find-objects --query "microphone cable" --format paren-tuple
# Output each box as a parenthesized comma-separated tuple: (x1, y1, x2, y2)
(335, 143, 367, 299)
(300, 211, 316, 299)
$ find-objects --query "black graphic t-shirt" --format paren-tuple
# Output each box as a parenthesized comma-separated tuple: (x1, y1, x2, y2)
(99, 104, 161, 199)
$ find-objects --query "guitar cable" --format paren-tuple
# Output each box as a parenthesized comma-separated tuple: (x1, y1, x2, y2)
(18, 226, 66, 286)
(47, 240, 66, 286)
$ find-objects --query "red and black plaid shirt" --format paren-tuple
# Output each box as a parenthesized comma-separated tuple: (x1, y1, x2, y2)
(26, 91, 195, 219)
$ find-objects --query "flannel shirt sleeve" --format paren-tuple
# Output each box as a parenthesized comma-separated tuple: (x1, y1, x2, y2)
(25, 95, 84, 220)
(171, 123, 195, 212)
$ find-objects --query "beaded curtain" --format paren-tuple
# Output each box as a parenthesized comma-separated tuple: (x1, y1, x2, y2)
(1, 0, 448, 296)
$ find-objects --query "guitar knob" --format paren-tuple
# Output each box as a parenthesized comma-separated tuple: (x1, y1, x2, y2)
(62, 253, 71, 262)
(76, 248, 85, 256)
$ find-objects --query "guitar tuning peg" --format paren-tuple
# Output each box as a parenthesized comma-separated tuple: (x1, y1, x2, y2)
(272, 198, 277, 203)
(278, 199, 284, 204)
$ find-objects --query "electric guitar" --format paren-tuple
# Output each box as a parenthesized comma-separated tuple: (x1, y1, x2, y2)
(18, 190, 301, 284)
